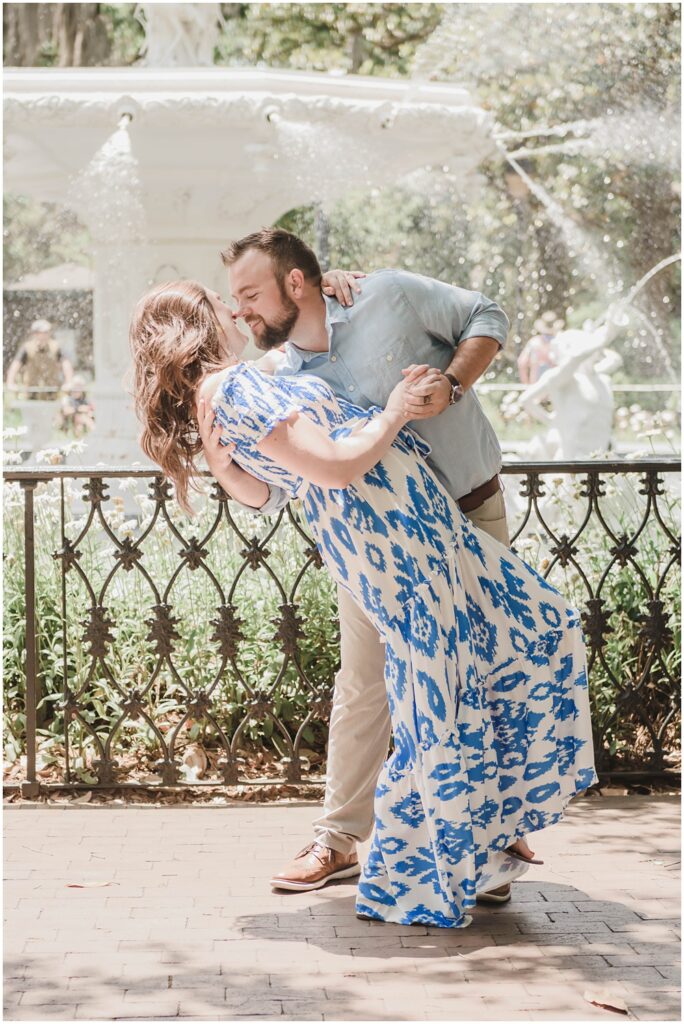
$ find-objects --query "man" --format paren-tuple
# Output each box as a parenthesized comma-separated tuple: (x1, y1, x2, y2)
(6, 319, 74, 400)
(200, 228, 519, 905)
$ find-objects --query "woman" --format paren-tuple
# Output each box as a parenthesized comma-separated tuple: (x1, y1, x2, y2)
(130, 279, 598, 929)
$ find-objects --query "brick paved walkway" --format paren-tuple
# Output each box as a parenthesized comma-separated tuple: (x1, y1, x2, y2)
(4, 795, 680, 1021)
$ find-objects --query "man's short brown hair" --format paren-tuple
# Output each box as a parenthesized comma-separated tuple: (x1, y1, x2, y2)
(221, 228, 322, 289)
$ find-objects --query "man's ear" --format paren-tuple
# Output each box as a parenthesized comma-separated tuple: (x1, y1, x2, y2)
(288, 268, 305, 298)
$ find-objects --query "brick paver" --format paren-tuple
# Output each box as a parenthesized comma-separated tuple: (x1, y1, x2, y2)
(4, 795, 680, 1021)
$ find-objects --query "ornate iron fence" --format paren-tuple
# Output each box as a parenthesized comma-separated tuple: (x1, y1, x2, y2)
(3, 458, 681, 798)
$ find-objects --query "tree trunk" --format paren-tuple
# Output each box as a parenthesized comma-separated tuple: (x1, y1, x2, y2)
(349, 29, 364, 74)
(3, 4, 53, 66)
(314, 204, 330, 272)
(3, 3, 111, 66)
(54, 4, 111, 67)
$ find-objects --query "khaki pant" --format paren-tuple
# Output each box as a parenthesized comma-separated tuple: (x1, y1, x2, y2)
(313, 489, 511, 854)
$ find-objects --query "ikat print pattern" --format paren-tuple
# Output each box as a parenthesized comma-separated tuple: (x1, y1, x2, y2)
(212, 364, 598, 928)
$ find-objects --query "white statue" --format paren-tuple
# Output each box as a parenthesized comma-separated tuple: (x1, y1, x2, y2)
(519, 309, 625, 461)
(136, 4, 223, 67)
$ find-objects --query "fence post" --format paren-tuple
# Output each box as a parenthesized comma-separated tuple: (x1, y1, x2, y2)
(20, 480, 40, 799)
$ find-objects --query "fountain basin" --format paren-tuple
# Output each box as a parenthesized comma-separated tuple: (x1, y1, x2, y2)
(4, 66, 495, 464)
(5, 68, 494, 237)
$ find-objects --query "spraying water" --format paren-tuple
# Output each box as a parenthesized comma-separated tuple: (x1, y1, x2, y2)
(68, 116, 148, 382)
(502, 108, 679, 173)
(496, 141, 679, 378)
(69, 118, 146, 243)
(597, 253, 681, 378)
(496, 142, 618, 292)
(616, 253, 681, 310)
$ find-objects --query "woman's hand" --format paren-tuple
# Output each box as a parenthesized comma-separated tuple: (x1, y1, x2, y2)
(401, 366, 451, 420)
(224, 312, 251, 352)
(385, 364, 431, 420)
(321, 269, 365, 307)
(197, 396, 236, 474)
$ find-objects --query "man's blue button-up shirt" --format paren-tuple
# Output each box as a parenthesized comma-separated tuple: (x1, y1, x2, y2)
(244, 268, 509, 514)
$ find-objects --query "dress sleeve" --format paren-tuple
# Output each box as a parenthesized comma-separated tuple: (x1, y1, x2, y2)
(230, 485, 291, 517)
(211, 365, 301, 453)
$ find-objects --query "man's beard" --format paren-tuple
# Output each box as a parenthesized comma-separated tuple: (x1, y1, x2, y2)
(254, 292, 299, 351)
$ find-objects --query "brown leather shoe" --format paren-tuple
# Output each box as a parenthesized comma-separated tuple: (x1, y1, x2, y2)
(271, 841, 361, 892)
(476, 883, 512, 904)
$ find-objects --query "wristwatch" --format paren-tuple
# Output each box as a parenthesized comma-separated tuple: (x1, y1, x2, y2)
(444, 373, 464, 405)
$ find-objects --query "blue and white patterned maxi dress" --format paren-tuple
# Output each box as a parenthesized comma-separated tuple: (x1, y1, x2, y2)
(211, 364, 598, 928)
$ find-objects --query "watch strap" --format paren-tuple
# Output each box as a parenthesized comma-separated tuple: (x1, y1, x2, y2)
(444, 373, 464, 404)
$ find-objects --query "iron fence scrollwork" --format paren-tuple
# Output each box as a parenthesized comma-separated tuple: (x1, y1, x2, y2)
(3, 458, 681, 796)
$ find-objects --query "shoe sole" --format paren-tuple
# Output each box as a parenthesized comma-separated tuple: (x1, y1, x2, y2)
(271, 862, 361, 892)
(475, 891, 512, 905)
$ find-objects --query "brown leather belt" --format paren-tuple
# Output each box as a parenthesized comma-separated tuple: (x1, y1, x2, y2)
(458, 473, 501, 514)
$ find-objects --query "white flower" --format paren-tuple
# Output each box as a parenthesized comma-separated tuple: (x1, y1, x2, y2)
(61, 439, 87, 455)
(117, 477, 139, 493)
(34, 492, 62, 512)
(35, 448, 64, 465)
(68, 517, 88, 533)
(636, 428, 663, 439)
(2, 425, 29, 440)
(134, 493, 156, 515)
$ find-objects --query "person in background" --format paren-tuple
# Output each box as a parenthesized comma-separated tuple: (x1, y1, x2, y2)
(5, 319, 74, 401)
(57, 374, 95, 437)
(517, 311, 563, 385)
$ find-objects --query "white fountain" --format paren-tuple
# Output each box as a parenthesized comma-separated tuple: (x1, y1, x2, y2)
(518, 255, 681, 460)
(520, 315, 625, 461)
(3, 7, 496, 464)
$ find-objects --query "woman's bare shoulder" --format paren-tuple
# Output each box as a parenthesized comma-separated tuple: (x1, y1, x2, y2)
(254, 348, 287, 375)
(196, 365, 238, 410)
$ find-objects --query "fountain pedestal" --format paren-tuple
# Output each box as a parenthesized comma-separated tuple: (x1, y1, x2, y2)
(12, 399, 60, 455)
(87, 240, 228, 464)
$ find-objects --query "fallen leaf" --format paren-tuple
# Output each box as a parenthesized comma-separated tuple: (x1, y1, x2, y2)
(72, 792, 92, 803)
(583, 988, 628, 1015)
(66, 881, 118, 888)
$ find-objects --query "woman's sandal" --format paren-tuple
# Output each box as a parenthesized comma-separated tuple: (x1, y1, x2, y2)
(506, 844, 544, 865)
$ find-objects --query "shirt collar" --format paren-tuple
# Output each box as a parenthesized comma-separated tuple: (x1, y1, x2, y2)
(324, 293, 351, 327)
(284, 296, 350, 370)
(283, 343, 322, 372)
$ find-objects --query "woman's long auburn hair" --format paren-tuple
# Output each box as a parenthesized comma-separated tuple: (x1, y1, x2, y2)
(129, 280, 227, 514)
